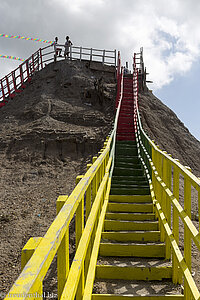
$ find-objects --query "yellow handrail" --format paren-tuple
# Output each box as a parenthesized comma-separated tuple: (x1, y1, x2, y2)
(4, 64, 124, 300)
(135, 85, 200, 299)
(4, 138, 111, 300)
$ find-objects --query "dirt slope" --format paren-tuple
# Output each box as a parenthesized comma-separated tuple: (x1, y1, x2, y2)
(0, 59, 116, 295)
(139, 89, 200, 177)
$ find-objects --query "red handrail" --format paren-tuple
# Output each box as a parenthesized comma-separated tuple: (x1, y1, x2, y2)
(0, 44, 117, 108)
(0, 47, 44, 106)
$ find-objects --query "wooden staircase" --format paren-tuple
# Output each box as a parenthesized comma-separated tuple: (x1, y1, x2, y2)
(91, 74, 183, 299)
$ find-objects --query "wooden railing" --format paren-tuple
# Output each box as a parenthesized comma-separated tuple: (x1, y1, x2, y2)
(0, 45, 116, 106)
(4, 55, 122, 300)
(133, 55, 200, 300)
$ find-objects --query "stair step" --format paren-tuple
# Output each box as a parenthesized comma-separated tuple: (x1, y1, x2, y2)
(114, 158, 140, 164)
(110, 188, 150, 195)
(111, 183, 149, 189)
(111, 184, 149, 189)
(105, 212, 155, 221)
(109, 195, 152, 203)
(107, 203, 153, 213)
(116, 141, 137, 145)
(102, 231, 160, 242)
(113, 169, 143, 176)
(112, 175, 146, 181)
(116, 137, 136, 141)
(113, 162, 140, 167)
(111, 181, 148, 187)
(104, 220, 159, 231)
(99, 243, 165, 258)
(92, 293, 183, 299)
(96, 265, 172, 281)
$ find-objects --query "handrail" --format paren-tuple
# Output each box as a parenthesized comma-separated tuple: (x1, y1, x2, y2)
(4, 55, 123, 300)
(133, 54, 200, 299)
(0, 45, 117, 107)
(60, 66, 124, 300)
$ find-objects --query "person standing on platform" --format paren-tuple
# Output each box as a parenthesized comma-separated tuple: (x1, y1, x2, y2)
(64, 36, 73, 59)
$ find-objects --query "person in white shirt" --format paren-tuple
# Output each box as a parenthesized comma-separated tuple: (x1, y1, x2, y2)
(64, 36, 73, 59)
(53, 37, 62, 57)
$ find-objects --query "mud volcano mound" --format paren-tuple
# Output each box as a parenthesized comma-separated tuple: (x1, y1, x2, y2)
(0, 59, 116, 294)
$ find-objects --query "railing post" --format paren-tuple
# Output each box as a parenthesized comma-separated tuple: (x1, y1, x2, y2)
(39, 48, 43, 69)
(92, 157, 98, 203)
(56, 195, 69, 300)
(75, 175, 84, 300)
(114, 49, 117, 68)
(0, 79, 5, 101)
(5, 76, 12, 98)
(70, 46, 72, 60)
(184, 175, 191, 299)
(80, 46, 82, 61)
(90, 48, 93, 61)
(198, 186, 200, 232)
(86, 183, 91, 221)
(26, 60, 31, 82)
(20, 65, 26, 88)
(21, 237, 43, 299)
(172, 165, 181, 284)
(32, 54, 35, 72)
(102, 50, 105, 65)
(76, 175, 84, 249)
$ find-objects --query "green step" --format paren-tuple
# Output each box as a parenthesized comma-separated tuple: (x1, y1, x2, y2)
(115, 157, 140, 164)
(116, 149, 138, 156)
(111, 180, 149, 188)
(101, 231, 160, 242)
(114, 162, 142, 168)
(112, 176, 147, 182)
(116, 145, 137, 151)
(105, 212, 155, 221)
(109, 195, 152, 203)
(111, 184, 149, 189)
(104, 220, 159, 231)
(110, 188, 150, 195)
(116, 141, 136, 146)
(113, 168, 144, 176)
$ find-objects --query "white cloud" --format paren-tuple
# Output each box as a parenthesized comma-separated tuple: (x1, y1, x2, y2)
(1, 0, 200, 90)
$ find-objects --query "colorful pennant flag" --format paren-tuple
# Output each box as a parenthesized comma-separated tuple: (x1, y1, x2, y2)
(0, 33, 53, 44)
(0, 54, 25, 61)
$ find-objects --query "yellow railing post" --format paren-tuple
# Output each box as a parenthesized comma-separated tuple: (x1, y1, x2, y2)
(165, 157, 172, 260)
(86, 183, 91, 221)
(184, 175, 192, 299)
(92, 156, 98, 203)
(75, 175, 85, 300)
(21, 237, 43, 299)
(56, 195, 69, 300)
(75, 175, 84, 249)
(198, 185, 200, 232)
(172, 166, 181, 284)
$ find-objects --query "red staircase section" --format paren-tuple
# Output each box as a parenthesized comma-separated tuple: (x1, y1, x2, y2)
(116, 74, 136, 141)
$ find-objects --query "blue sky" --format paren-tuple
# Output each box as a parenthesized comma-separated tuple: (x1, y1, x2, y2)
(0, 0, 199, 141)
(155, 59, 200, 141)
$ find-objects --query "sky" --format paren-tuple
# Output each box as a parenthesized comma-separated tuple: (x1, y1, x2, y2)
(0, 0, 199, 140)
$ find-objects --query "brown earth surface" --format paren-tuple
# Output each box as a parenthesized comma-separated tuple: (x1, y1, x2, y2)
(0, 59, 116, 296)
(0, 59, 200, 297)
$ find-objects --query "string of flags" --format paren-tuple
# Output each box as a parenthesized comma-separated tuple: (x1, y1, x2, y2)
(0, 33, 53, 44)
(0, 54, 25, 61)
